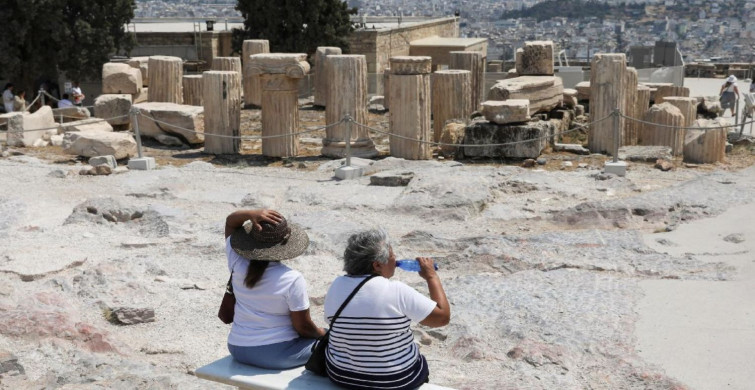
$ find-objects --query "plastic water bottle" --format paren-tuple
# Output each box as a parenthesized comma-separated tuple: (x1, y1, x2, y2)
(396, 259, 439, 272)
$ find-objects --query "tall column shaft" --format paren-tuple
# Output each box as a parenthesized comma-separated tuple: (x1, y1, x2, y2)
(431, 70, 471, 142)
(623, 67, 639, 145)
(449, 51, 485, 111)
(242, 40, 269, 107)
(182, 75, 203, 106)
(588, 53, 626, 154)
(203, 71, 241, 154)
(261, 75, 300, 157)
(148, 56, 183, 103)
(314, 47, 342, 107)
(389, 56, 432, 160)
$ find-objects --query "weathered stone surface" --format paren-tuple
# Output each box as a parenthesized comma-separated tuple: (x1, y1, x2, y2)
(639, 102, 684, 156)
(683, 118, 728, 164)
(382, 69, 391, 110)
(449, 51, 486, 111)
(487, 61, 503, 73)
(562, 89, 578, 108)
(662, 97, 698, 128)
(553, 143, 590, 155)
(133, 102, 204, 144)
(248, 54, 310, 78)
(182, 75, 203, 106)
(322, 55, 377, 158)
(314, 47, 342, 107)
(482, 100, 530, 124)
(148, 56, 183, 104)
(462, 119, 553, 158)
(242, 40, 269, 107)
(389, 56, 432, 75)
(618, 145, 673, 162)
(439, 120, 466, 157)
(589, 53, 626, 154)
(127, 57, 150, 87)
(89, 155, 117, 169)
(108, 307, 155, 325)
(655, 85, 690, 104)
(59, 118, 114, 134)
(0, 350, 24, 376)
(203, 71, 241, 154)
(155, 134, 185, 147)
(80, 164, 113, 176)
(63, 132, 137, 159)
(631, 85, 652, 145)
(514, 49, 524, 74)
(574, 81, 590, 101)
(487, 76, 564, 114)
(211, 57, 242, 74)
(623, 68, 639, 145)
(4, 106, 58, 147)
(94, 94, 132, 126)
(52, 107, 91, 123)
(519, 41, 554, 75)
(655, 159, 674, 171)
(432, 70, 472, 141)
(370, 171, 414, 186)
(102, 63, 142, 95)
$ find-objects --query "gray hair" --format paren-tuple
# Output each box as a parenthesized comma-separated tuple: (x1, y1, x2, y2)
(343, 229, 391, 275)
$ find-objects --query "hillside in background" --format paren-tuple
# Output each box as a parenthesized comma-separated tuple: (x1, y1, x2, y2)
(501, 0, 646, 21)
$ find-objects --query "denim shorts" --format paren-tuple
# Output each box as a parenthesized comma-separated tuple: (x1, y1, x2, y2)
(228, 337, 317, 370)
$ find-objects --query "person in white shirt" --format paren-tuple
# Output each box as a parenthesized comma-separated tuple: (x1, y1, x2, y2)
(224, 209, 325, 369)
(58, 94, 74, 108)
(323, 229, 450, 390)
(2, 83, 14, 113)
(71, 81, 85, 106)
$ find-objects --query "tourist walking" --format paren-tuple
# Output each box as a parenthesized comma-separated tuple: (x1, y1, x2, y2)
(719, 75, 740, 117)
(223, 209, 325, 370)
(323, 229, 450, 389)
(2, 83, 14, 113)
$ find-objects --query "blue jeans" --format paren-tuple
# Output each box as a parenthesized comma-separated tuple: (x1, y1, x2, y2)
(228, 338, 316, 370)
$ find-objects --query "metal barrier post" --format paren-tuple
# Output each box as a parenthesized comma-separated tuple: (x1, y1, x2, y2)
(131, 108, 143, 158)
(345, 114, 352, 167)
(39, 89, 45, 107)
(59, 113, 63, 124)
(612, 108, 620, 163)
(735, 99, 739, 126)
(334, 114, 362, 180)
(126, 108, 156, 170)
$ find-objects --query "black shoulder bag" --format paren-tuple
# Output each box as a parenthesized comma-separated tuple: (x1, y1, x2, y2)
(217, 272, 235, 324)
(305, 275, 376, 376)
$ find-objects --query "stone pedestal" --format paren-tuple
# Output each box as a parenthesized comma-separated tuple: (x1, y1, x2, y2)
(203, 71, 241, 154)
(589, 53, 627, 154)
(148, 56, 183, 104)
(449, 51, 485, 112)
(655, 85, 690, 104)
(314, 47, 342, 107)
(431, 70, 471, 142)
(639, 102, 684, 155)
(482, 100, 530, 124)
(488, 76, 563, 114)
(103, 63, 143, 95)
(322, 55, 377, 158)
(382, 69, 391, 110)
(389, 56, 432, 160)
(623, 67, 639, 145)
(242, 40, 269, 107)
(684, 118, 727, 163)
(519, 41, 554, 75)
(182, 75, 203, 106)
(248, 54, 310, 157)
(212, 57, 242, 74)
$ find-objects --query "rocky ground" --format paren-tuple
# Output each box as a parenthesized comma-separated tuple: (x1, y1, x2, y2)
(1, 106, 754, 389)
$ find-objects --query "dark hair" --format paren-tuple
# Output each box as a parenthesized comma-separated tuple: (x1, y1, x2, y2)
(244, 260, 269, 288)
(63, 93, 70, 99)
(4, 83, 12, 90)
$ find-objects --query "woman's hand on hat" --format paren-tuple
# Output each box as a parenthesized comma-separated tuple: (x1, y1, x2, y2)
(249, 209, 283, 231)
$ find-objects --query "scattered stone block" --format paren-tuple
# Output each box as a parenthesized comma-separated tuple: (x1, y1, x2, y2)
(487, 76, 564, 114)
(439, 121, 466, 157)
(574, 81, 590, 101)
(52, 107, 91, 123)
(463, 119, 553, 158)
(128, 157, 156, 170)
(482, 100, 530, 124)
(519, 41, 554, 75)
(696, 96, 723, 118)
(521, 158, 536, 167)
(102, 62, 143, 95)
(94, 94, 132, 126)
(89, 155, 117, 169)
(553, 143, 590, 155)
(148, 56, 183, 104)
(575, 105, 585, 116)
(107, 307, 155, 325)
(604, 161, 627, 177)
(133, 102, 204, 144)
(4, 106, 58, 147)
(655, 85, 690, 104)
(562, 89, 578, 108)
(654, 159, 673, 171)
(618, 145, 672, 162)
(63, 132, 137, 159)
(60, 118, 114, 134)
(127, 57, 150, 87)
(639, 103, 684, 156)
(370, 171, 414, 186)
(683, 118, 728, 164)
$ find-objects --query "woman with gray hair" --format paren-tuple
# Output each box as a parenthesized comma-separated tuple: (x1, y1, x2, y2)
(323, 229, 450, 389)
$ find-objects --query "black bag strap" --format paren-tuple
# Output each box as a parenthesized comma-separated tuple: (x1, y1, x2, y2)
(328, 275, 376, 329)
(225, 270, 234, 295)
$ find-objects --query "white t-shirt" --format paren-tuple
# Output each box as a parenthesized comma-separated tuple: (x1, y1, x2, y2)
(323, 275, 436, 387)
(72, 87, 83, 104)
(226, 237, 310, 347)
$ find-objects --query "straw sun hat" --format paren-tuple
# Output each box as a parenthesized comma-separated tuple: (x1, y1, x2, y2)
(230, 216, 309, 261)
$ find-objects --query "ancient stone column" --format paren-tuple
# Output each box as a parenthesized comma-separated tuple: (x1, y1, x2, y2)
(242, 40, 269, 107)
(432, 70, 471, 142)
(655, 85, 690, 105)
(389, 56, 433, 160)
(639, 102, 684, 155)
(589, 53, 626, 154)
(623, 67, 639, 145)
(631, 84, 652, 145)
(148, 56, 183, 104)
(662, 97, 698, 128)
(322, 55, 377, 158)
(212, 57, 242, 75)
(684, 118, 727, 164)
(382, 69, 391, 110)
(449, 51, 485, 112)
(182, 75, 203, 106)
(203, 71, 242, 154)
(248, 53, 310, 157)
(314, 47, 342, 107)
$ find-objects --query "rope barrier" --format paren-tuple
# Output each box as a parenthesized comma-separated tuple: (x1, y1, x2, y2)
(4, 115, 130, 133)
(620, 112, 755, 131)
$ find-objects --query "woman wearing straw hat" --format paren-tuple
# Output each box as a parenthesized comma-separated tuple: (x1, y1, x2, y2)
(720, 75, 740, 117)
(224, 209, 325, 369)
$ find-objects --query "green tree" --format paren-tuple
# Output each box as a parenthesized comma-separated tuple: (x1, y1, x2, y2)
(233, 0, 357, 56)
(0, 0, 135, 93)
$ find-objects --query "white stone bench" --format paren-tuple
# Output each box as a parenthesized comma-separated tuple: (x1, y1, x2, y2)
(195, 356, 456, 390)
